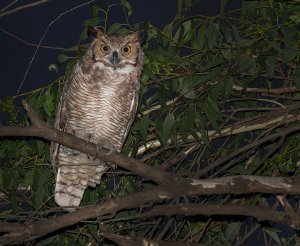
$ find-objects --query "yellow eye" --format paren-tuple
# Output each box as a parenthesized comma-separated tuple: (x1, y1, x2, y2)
(121, 45, 131, 54)
(100, 44, 110, 53)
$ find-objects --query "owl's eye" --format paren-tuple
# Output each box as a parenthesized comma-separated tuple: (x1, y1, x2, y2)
(121, 45, 131, 55)
(100, 44, 110, 53)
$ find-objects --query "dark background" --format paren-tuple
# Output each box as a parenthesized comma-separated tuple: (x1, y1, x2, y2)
(0, 0, 241, 98)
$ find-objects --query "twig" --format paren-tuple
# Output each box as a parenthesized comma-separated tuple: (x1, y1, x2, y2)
(192, 121, 299, 178)
(17, 0, 95, 93)
(0, 0, 50, 18)
(233, 85, 298, 95)
(0, 0, 19, 13)
(0, 27, 65, 50)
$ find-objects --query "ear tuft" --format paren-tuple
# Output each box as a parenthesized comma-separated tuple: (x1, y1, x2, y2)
(138, 30, 147, 44)
(87, 26, 104, 38)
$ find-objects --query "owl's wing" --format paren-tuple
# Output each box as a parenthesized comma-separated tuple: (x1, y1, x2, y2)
(50, 75, 73, 174)
(122, 80, 140, 143)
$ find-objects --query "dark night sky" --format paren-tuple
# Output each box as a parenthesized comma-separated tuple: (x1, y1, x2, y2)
(0, 0, 241, 98)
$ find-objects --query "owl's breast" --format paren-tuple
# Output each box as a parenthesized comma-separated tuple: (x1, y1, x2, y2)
(65, 65, 139, 150)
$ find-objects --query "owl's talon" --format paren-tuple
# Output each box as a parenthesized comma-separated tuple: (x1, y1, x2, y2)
(105, 148, 118, 155)
(96, 144, 102, 152)
(71, 130, 77, 137)
(85, 133, 93, 147)
(87, 133, 93, 142)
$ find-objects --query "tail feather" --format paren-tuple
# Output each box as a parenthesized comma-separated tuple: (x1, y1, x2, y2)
(54, 163, 109, 208)
(55, 167, 87, 207)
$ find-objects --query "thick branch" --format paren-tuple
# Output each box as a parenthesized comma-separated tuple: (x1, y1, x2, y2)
(1, 175, 300, 244)
(131, 204, 300, 229)
(99, 231, 205, 246)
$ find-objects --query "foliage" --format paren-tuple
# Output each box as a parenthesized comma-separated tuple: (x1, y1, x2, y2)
(1, 0, 300, 245)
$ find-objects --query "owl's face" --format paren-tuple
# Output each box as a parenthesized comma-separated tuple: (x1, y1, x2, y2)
(88, 27, 145, 72)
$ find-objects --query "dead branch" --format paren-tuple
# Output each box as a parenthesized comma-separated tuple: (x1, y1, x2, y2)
(0, 0, 50, 18)
(0, 27, 65, 50)
(137, 105, 300, 156)
(127, 204, 300, 229)
(233, 85, 298, 95)
(99, 229, 206, 246)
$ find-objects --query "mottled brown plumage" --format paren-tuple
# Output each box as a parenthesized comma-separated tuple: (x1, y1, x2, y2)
(51, 27, 145, 208)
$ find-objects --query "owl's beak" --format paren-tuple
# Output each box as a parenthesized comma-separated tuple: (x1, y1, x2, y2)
(110, 51, 121, 69)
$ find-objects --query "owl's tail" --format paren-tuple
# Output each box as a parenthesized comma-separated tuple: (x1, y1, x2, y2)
(54, 167, 87, 208)
(54, 163, 108, 208)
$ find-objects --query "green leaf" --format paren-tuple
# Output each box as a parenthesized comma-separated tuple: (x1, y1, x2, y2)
(231, 24, 240, 60)
(43, 89, 54, 117)
(90, 4, 100, 17)
(122, 0, 132, 16)
(225, 222, 240, 243)
(283, 49, 298, 63)
(49, 64, 58, 73)
(87, 224, 100, 243)
(143, 64, 157, 81)
(84, 17, 101, 28)
(220, 0, 230, 16)
(223, 76, 234, 102)
(205, 24, 219, 51)
(265, 55, 276, 78)
(161, 113, 175, 145)
(107, 23, 121, 34)
(197, 24, 207, 49)
(202, 101, 220, 132)
(222, 25, 233, 44)
(179, 105, 195, 140)
(34, 168, 52, 208)
(136, 115, 150, 145)
(282, 26, 296, 48)
(0, 168, 3, 189)
(24, 170, 34, 188)
(36, 140, 45, 156)
(9, 189, 18, 213)
(236, 59, 256, 73)
(79, 27, 88, 42)
(294, 67, 300, 89)
(57, 54, 70, 63)
(178, 0, 183, 11)
(265, 228, 281, 244)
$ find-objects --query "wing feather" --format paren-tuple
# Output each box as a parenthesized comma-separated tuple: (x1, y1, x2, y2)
(50, 76, 72, 174)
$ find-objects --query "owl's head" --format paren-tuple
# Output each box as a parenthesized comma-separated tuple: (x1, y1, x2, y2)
(87, 26, 146, 72)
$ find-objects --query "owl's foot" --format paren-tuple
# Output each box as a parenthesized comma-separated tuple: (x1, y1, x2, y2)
(71, 129, 78, 137)
(83, 133, 94, 147)
(96, 144, 102, 152)
(105, 147, 118, 156)
(70, 130, 80, 156)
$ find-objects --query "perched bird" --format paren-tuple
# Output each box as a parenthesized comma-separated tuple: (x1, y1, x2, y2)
(51, 26, 145, 208)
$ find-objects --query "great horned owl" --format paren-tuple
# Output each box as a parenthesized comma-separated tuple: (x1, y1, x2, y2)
(51, 27, 145, 208)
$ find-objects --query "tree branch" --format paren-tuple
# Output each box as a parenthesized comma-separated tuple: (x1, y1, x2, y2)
(99, 230, 206, 246)
(125, 204, 300, 230)
(0, 0, 50, 18)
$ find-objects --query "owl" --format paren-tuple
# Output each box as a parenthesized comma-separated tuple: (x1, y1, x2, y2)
(51, 27, 145, 208)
